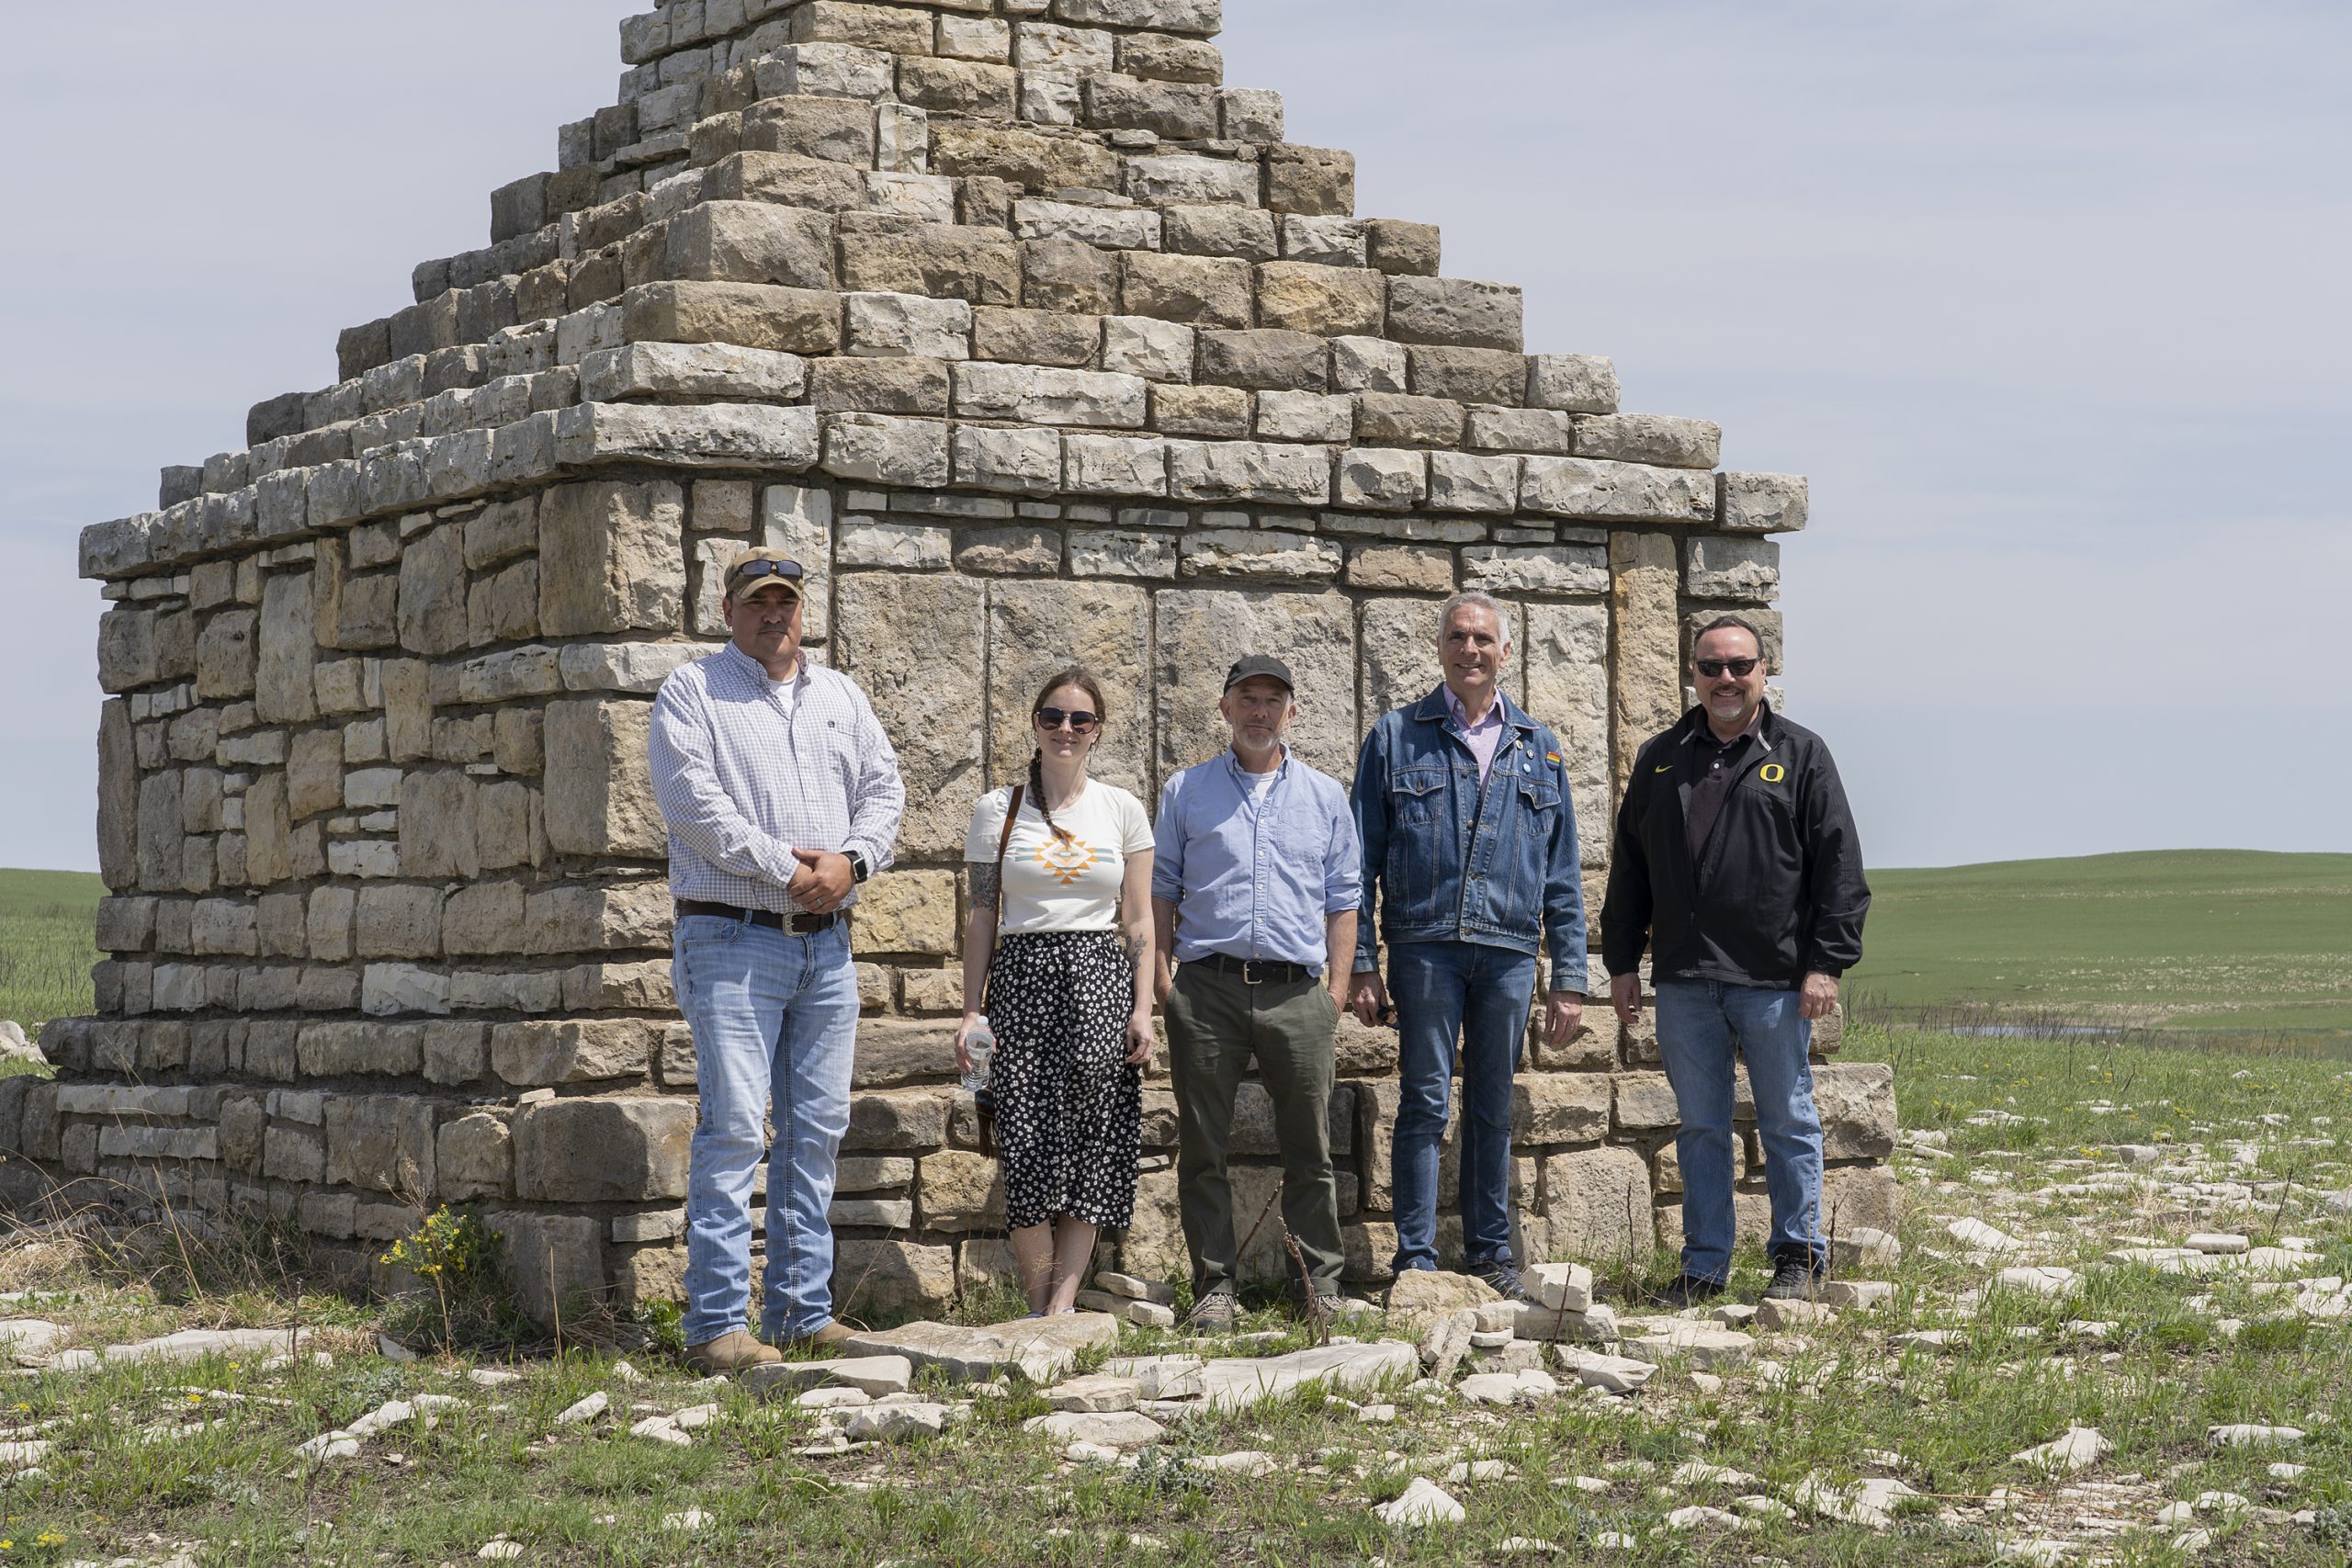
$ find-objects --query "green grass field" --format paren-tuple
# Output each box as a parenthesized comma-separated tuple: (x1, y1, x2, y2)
(1850, 850, 2352, 1043)
(0, 864, 104, 1037)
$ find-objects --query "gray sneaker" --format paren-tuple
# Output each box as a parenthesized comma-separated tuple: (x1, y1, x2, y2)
(1184, 1289, 1238, 1331)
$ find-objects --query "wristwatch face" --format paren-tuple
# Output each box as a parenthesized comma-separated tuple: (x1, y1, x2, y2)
(848, 849, 871, 882)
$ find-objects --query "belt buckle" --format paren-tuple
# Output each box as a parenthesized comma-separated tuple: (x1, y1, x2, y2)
(1240, 958, 1263, 985)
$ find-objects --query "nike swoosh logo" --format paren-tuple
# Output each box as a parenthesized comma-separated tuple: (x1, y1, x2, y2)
(1654, 764, 1675, 773)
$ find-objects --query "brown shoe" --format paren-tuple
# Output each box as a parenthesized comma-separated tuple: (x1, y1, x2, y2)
(684, 1329, 782, 1375)
(774, 1320, 856, 1356)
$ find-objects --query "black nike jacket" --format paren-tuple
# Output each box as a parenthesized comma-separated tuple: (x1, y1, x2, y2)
(1600, 703, 1870, 988)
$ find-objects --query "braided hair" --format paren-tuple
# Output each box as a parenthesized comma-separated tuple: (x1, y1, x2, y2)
(1027, 665, 1106, 842)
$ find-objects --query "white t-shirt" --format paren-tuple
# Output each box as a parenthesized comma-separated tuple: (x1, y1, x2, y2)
(965, 780, 1154, 933)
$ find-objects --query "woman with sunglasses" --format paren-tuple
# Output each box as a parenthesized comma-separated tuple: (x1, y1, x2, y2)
(957, 667, 1156, 1316)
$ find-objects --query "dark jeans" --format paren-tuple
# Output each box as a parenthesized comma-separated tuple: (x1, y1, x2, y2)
(1163, 962, 1345, 1299)
(1388, 940, 1537, 1274)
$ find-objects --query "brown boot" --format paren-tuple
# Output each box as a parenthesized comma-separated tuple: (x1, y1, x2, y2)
(774, 1320, 855, 1356)
(684, 1329, 782, 1375)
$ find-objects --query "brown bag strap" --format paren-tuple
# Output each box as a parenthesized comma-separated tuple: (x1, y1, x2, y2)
(979, 784, 1023, 1018)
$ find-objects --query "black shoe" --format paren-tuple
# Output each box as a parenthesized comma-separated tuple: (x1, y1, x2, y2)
(1759, 1257, 1826, 1303)
(1469, 1259, 1523, 1300)
(1654, 1273, 1725, 1308)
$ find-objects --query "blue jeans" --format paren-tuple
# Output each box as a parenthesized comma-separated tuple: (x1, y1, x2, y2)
(673, 915, 859, 1344)
(1388, 941, 1537, 1273)
(1656, 978, 1824, 1283)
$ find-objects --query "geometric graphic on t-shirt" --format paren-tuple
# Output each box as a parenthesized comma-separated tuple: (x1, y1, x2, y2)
(1031, 835, 1102, 886)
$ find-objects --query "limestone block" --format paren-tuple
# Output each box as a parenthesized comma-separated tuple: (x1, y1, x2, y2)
(894, 55, 1016, 118)
(494, 1211, 606, 1328)
(836, 571, 985, 858)
(263, 1125, 326, 1184)
(953, 363, 1148, 428)
(194, 611, 257, 701)
(1527, 355, 1620, 415)
(1813, 1064, 1895, 1161)
(579, 343, 808, 405)
(1013, 198, 1162, 252)
(1156, 590, 1356, 780)
(1684, 536, 1780, 601)
(1353, 393, 1460, 447)
(1014, 21, 1115, 73)
(1346, 544, 1453, 594)
(932, 123, 1122, 195)
(1334, 448, 1427, 512)
(1127, 153, 1258, 208)
(918, 1149, 1003, 1231)
(1085, 71, 1217, 138)
(822, 413, 952, 486)
(740, 96, 875, 164)
(135, 773, 187, 893)
(1178, 529, 1340, 581)
(522, 880, 673, 955)
(973, 306, 1100, 368)
(1162, 203, 1278, 264)
(1717, 472, 1809, 535)
(1573, 413, 1720, 471)
(1167, 441, 1330, 505)
(621, 280, 843, 355)
(1281, 215, 1366, 268)
(1521, 602, 1611, 795)
(1610, 1071, 1679, 1133)
(1197, 328, 1328, 392)
(840, 521, 952, 570)
(845, 1089, 952, 1150)
(538, 479, 686, 637)
(1151, 383, 1250, 436)
(1609, 532, 1682, 792)
(851, 870, 960, 956)
(1819, 1163, 1897, 1239)
(513, 1097, 692, 1202)
(755, 39, 897, 99)
(1064, 434, 1170, 497)
(664, 201, 836, 291)
(355, 885, 444, 960)
(1255, 263, 1385, 338)
(834, 1238, 957, 1319)
(1365, 218, 1442, 276)
(325, 1095, 435, 1195)
(435, 1112, 511, 1201)
(1068, 529, 1177, 579)
(1467, 408, 1573, 457)
(1385, 276, 1522, 353)
(1022, 237, 1119, 315)
(424, 1021, 488, 1085)
(1358, 595, 1452, 727)
(1331, 335, 1408, 395)
(97, 607, 160, 693)
(397, 771, 479, 879)
(944, 426, 1057, 495)
(843, 292, 973, 361)
(1118, 252, 1251, 330)
(1255, 390, 1351, 444)
(1513, 1073, 1611, 1145)
(1095, 317, 1192, 385)
(254, 571, 318, 724)
(543, 699, 663, 859)
(1264, 144, 1354, 216)
(989, 578, 1152, 799)
(1461, 544, 1608, 597)
(1427, 452, 1521, 514)
(1540, 1146, 1655, 1265)
(837, 224, 1021, 306)
(285, 729, 344, 820)
(492, 1020, 650, 1087)
(188, 898, 256, 957)
(554, 400, 821, 470)
(97, 701, 139, 888)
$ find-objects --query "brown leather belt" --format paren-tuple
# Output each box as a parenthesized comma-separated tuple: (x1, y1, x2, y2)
(675, 899, 840, 935)
(1191, 952, 1314, 985)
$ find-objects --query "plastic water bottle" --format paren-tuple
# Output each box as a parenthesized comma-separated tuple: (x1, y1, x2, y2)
(961, 1018, 995, 1094)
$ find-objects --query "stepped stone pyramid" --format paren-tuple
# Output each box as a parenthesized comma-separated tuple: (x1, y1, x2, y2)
(15, 0, 1893, 1320)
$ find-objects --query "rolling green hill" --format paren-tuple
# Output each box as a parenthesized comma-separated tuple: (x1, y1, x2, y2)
(1849, 849, 2352, 1042)
(0, 866, 104, 1035)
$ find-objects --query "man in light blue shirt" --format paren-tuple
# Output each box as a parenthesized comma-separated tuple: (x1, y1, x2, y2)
(1152, 655, 1362, 1326)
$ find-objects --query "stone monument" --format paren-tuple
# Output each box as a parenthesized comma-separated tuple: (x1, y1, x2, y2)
(6, 0, 1892, 1322)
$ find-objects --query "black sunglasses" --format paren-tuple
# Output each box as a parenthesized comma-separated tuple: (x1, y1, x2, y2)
(728, 558, 804, 591)
(1035, 707, 1102, 732)
(1696, 657, 1760, 678)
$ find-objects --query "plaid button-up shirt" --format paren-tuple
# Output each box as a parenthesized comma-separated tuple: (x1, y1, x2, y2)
(648, 643, 905, 913)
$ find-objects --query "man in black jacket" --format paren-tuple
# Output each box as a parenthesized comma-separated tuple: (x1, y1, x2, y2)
(1600, 615, 1870, 1304)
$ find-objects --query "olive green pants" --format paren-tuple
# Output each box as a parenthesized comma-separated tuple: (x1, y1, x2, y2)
(1162, 962, 1344, 1299)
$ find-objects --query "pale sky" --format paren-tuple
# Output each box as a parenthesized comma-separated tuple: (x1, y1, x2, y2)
(3, 0, 2346, 873)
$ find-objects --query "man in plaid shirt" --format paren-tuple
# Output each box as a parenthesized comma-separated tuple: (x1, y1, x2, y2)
(650, 547, 904, 1371)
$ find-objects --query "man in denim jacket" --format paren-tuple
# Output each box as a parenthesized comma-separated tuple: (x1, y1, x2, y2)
(1348, 592, 1588, 1297)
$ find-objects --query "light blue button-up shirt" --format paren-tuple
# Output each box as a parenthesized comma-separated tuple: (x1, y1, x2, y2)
(1152, 747, 1362, 972)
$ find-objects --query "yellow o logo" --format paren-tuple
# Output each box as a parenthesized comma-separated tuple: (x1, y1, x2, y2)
(1759, 763, 1787, 783)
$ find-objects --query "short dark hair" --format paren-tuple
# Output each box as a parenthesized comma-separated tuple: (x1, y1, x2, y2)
(1691, 614, 1764, 659)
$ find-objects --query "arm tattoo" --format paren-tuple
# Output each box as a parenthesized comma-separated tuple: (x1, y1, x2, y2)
(969, 863, 1001, 906)
(1121, 932, 1148, 966)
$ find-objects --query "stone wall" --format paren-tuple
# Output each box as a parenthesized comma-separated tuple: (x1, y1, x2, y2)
(5, 0, 1892, 1321)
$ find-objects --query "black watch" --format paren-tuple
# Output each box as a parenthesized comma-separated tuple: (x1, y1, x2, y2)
(844, 847, 871, 884)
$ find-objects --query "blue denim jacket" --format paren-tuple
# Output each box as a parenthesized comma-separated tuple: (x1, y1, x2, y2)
(1351, 686, 1588, 982)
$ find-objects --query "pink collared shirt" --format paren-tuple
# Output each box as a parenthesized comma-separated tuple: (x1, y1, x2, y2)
(1442, 684, 1507, 784)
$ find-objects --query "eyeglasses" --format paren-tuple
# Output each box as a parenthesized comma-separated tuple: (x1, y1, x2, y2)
(727, 558, 804, 592)
(1695, 658, 1760, 679)
(1035, 707, 1102, 732)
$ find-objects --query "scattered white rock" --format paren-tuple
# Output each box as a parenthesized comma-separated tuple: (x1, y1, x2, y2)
(1190, 1450, 1278, 1478)
(554, 1392, 608, 1426)
(2186, 1233, 2250, 1254)
(1663, 1505, 1749, 1532)
(661, 1508, 712, 1531)
(1996, 1266, 2079, 1298)
(1946, 1217, 2027, 1254)
(2012, 1426, 2108, 1474)
(2209, 1423, 2303, 1448)
(1043, 1374, 1140, 1413)
(1374, 1476, 1465, 1529)
(847, 1402, 951, 1441)
(476, 1540, 525, 1560)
